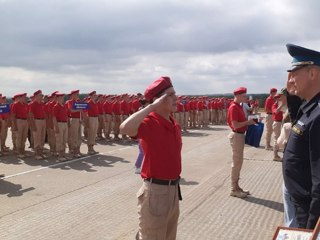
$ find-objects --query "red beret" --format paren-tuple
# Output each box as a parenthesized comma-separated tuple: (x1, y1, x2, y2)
(51, 91, 58, 97)
(144, 76, 173, 102)
(33, 90, 42, 96)
(233, 87, 247, 95)
(89, 91, 96, 96)
(70, 90, 79, 95)
(2, 96, 6, 99)
(270, 88, 277, 93)
(55, 92, 65, 97)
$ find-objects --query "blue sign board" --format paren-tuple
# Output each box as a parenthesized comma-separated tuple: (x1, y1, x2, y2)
(72, 102, 89, 110)
(0, 104, 10, 114)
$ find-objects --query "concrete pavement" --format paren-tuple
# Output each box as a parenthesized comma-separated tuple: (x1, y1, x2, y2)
(0, 125, 284, 239)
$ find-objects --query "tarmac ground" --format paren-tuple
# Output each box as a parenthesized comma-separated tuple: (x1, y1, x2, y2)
(0, 124, 284, 240)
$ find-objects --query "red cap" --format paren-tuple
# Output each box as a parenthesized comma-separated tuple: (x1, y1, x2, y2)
(55, 92, 65, 97)
(233, 87, 247, 95)
(89, 91, 96, 96)
(144, 76, 173, 102)
(70, 90, 79, 95)
(33, 90, 42, 96)
(270, 88, 277, 93)
(2, 96, 6, 99)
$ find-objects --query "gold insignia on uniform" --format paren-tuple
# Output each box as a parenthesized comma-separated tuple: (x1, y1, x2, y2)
(292, 125, 303, 135)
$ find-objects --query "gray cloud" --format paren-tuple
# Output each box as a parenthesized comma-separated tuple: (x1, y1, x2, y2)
(1, 0, 320, 96)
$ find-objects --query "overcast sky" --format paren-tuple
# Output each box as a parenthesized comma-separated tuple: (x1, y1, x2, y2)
(1, 0, 320, 97)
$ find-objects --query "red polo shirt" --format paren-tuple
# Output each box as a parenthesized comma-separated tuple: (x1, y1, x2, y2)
(264, 96, 275, 114)
(136, 112, 182, 180)
(12, 102, 29, 119)
(272, 103, 283, 122)
(227, 101, 247, 132)
(103, 101, 112, 114)
(66, 99, 81, 118)
(120, 100, 130, 115)
(29, 101, 46, 119)
(87, 99, 99, 117)
(112, 101, 121, 115)
(131, 99, 141, 113)
(53, 103, 68, 122)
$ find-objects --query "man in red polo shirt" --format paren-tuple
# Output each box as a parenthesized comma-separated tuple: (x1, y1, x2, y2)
(66, 90, 83, 158)
(272, 93, 286, 162)
(29, 90, 47, 160)
(264, 88, 277, 150)
(84, 91, 99, 154)
(11, 93, 29, 158)
(227, 87, 256, 198)
(52, 92, 70, 161)
(120, 76, 182, 240)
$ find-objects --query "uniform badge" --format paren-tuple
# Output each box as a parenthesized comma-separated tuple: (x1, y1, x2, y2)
(297, 120, 304, 126)
(292, 125, 303, 135)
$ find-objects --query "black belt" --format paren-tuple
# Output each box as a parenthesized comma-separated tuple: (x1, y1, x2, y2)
(267, 113, 272, 115)
(89, 116, 98, 118)
(57, 120, 67, 122)
(232, 130, 245, 134)
(145, 178, 180, 186)
(69, 117, 80, 119)
(16, 118, 27, 120)
(35, 118, 45, 120)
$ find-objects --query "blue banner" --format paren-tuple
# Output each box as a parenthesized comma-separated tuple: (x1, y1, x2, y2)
(72, 102, 89, 110)
(0, 104, 10, 114)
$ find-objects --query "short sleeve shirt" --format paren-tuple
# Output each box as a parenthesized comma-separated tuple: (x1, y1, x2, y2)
(264, 96, 275, 113)
(227, 101, 247, 132)
(136, 112, 182, 180)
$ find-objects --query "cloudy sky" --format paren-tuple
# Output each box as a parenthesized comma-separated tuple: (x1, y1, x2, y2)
(1, 0, 320, 97)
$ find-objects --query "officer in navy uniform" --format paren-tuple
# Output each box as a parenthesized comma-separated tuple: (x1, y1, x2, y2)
(283, 43, 320, 229)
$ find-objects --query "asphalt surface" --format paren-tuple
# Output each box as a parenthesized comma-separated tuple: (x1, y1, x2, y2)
(0, 125, 284, 240)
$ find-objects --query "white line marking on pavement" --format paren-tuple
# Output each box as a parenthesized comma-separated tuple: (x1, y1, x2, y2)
(0, 146, 133, 180)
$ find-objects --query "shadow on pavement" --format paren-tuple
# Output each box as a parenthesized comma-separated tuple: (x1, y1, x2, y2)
(182, 132, 209, 137)
(245, 196, 284, 212)
(180, 178, 199, 186)
(0, 179, 35, 197)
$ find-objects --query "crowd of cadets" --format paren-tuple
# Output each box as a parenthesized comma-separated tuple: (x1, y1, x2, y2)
(0, 90, 260, 162)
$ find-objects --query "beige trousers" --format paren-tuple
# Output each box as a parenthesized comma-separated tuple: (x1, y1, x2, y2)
(16, 119, 28, 154)
(0, 119, 8, 150)
(33, 119, 46, 154)
(272, 121, 282, 151)
(136, 181, 180, 240)
(87, 117, 98, 145)
(104, 114, 112, 138)
(55, 122, 68, 154)
(228, 132, 245, 190)
(68, 118, 81, 152)
(265, 114, 273, 147)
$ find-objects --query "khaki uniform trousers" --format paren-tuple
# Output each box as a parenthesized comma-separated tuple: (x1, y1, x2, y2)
(97, 114, 104, 137)
(87, 117, 98, 146)
(265, 114, 273, 147)
(68, 118, 81, 153)
(104, 114, 112, 138)
(272, 121, 282, 152)
(16, 119, 28, 155)
(197, 110, 204, 127)
(203, 109, 209, 127)
(47, 118, 56, 153)
(183, 112, 189, 130)
(136, 181, 180, 240)
(0, 119, 8, 151)
(55, 122, 68, 155)
(33, 119, 46, 155)
(113, 115, 121, 138)
(228, 131, 245, 191)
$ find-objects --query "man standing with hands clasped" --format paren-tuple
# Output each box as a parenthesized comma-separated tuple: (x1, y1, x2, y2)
(283, 44, 320, 229)
(227, 87, 256, 198)
(120, 76, 182, 240)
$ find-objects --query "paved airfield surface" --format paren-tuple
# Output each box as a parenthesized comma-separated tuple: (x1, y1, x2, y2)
(0, 125, 283, 240)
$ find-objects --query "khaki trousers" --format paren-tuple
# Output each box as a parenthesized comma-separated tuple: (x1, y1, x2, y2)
(183, 112, 189, 130)
(197, 110, 204, 127)
(228, 132, 245, 190)
(113, 115, 121, 138)
(0, 119, 8, 150)
(33, 119, 46, 153)
(97, 115, 104, 137)
(136, 181, 180, 240)
(87, 117, 98, 145)
(265, 114, 273, 147)
(104, 114, 112, 138)
(16, 119, 28, 154)
(68, 118, 81, 152)
(55, 122, 68, 154)
(272, 121, 282, 151)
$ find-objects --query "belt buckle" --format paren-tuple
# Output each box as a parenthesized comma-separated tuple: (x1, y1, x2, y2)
(168, 180, 172, 185)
